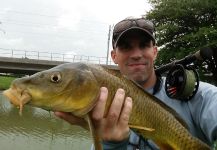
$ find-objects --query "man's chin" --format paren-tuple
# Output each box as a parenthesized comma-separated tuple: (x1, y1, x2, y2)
(129, 75, 148, 85)
(135, 80, 148, 86)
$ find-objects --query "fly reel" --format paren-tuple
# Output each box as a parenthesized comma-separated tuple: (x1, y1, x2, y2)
(165, 64, 199, 101)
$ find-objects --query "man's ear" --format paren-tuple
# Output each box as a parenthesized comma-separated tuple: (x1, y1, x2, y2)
(111, 50, 118, 64)
(153, 46, 158, 60)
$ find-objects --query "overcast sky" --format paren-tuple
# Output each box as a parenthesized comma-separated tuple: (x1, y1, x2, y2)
(0, 0, 151, 62)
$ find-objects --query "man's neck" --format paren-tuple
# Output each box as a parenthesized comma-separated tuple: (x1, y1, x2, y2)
(141, 70, 157, 89)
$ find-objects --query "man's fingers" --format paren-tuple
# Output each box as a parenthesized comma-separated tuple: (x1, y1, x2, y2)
(118, 97, 132, 127)
(91, 87, 108, 120)
(107, 88, 125, 125)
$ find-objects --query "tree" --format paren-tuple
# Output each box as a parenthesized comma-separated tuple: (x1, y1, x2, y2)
(146, 0, 217, 84)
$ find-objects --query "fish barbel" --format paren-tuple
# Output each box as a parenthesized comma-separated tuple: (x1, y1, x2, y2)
(3, 63, 211, 150)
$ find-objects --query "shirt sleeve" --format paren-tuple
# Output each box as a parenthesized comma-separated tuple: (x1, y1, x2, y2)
(90, 138, 128, 150)
(102, 139, 128, 150)
(90, 130, 160, 150)
(189, 82, 217, 144)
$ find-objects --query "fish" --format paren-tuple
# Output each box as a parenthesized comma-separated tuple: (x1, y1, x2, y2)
(3, 62, 211, 150)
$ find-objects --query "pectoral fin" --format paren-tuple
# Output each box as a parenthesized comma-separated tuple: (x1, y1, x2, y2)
(129, 124, 155, 132)
(86, 114, 102, 150)
(129, 125, 174, 150)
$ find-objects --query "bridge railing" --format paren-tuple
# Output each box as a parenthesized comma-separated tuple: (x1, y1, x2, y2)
(0, 48, 114, 65)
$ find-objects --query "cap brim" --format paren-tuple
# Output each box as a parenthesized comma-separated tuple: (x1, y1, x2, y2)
(114, 27, 155, 48)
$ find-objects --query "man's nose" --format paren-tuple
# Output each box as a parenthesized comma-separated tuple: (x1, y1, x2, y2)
(130, 48, 143, 59)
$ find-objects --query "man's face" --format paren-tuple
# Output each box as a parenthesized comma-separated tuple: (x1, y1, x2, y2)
(111, 31, 157, 84)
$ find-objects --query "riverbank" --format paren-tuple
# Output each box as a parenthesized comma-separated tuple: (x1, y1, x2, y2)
(0, 75, 16, 90)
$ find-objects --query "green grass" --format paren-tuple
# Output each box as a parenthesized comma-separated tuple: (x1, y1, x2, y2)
(0, 76, 16, 90)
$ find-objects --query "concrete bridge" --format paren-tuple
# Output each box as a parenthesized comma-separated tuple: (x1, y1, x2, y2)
(0, 48, 117, 74)
(0, 57, 117, 75)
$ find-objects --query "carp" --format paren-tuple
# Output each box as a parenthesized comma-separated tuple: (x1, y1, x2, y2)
(3, 63, 211, 150)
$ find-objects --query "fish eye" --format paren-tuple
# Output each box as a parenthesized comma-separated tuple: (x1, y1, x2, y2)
(50, 73, 61, 83)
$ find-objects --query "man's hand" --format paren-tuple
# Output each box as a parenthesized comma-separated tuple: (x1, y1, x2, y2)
(54, 87, 133, 142)
(92, 87, 132, 141)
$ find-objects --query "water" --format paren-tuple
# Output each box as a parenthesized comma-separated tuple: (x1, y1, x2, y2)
(0, 92, 92, 150)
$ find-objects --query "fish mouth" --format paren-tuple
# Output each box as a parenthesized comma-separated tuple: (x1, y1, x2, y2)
(3, 88, 31, 115)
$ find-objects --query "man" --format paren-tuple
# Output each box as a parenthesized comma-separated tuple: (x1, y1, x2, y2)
(55, 17, 217, 149)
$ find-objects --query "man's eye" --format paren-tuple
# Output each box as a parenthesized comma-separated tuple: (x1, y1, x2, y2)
(118, 43, 132, 51)
(139, 43, 151, 49)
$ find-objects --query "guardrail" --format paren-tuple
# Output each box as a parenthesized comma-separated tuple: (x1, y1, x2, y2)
(0, 47, 114, 65)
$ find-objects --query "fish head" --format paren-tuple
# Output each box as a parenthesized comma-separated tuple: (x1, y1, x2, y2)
(3, 63, 100, 116)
